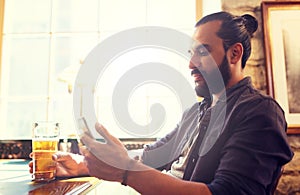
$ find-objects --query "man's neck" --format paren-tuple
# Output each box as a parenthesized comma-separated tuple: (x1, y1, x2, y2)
(211, 88, 225, 107)
(210, 76, 244, 107)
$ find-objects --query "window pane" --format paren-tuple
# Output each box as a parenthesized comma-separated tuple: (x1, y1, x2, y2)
(95, 48, 194, 138)
(1, 101, 47, 139)
(2, 36, 50, 96)
(52, 0, 99, 32)
(52, 34, 99, 95)
(98, 0, 146, 31)
(1, 0, 198, 140)
(202, 0, 221, 16)
(147, 0, 196, 29)
(3, 0, 51, 33)
(49, 97, 76, 137)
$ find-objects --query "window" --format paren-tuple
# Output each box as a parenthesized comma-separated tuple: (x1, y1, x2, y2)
(0, 0, 219, 140)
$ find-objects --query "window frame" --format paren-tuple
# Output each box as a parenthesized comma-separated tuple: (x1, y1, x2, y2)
(0, 0, 204, 140)
(0, 0, 4, 94)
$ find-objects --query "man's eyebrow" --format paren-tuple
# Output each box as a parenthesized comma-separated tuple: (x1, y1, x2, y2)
(192, 43, 211, 51)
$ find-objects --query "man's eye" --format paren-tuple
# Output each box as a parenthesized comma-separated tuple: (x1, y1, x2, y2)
(188, 48, 209, 57)
(197, 48, 209, 56)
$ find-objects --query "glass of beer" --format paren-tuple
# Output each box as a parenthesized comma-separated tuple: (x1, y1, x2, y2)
(32, 122, 59, 182)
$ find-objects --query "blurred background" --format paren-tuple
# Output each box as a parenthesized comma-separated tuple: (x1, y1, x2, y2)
(0, 0, 220, 139)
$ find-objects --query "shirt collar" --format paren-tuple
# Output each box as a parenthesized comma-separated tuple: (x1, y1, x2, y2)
(218, 77, 252, 103)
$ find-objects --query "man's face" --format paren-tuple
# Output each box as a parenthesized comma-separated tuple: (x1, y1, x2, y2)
(189, 20, 231, 98)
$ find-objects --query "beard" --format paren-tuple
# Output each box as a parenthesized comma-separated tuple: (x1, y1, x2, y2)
(194, 55, 231, 98)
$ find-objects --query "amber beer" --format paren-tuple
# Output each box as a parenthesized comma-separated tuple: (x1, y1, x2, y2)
(32, 122, 59, 182)
(32, 139, 58, 182)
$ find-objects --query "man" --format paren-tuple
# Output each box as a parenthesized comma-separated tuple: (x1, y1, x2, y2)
(30, 11, 293, 194)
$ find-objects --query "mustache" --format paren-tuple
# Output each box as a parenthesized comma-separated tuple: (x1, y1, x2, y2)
(191, 68, 202, 76)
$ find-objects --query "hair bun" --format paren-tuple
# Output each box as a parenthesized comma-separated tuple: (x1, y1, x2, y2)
(242, 14, 258, 35)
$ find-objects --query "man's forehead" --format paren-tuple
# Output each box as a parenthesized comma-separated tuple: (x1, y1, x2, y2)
(194, 20, 222, 34)
(191, 20, 222, 48)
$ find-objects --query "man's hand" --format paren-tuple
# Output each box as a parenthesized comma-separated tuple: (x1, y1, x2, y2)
(29, 152, 89, 178)
(80, 123, 132, 182)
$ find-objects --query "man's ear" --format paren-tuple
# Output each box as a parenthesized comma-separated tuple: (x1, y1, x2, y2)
(229, 43, 243, 64)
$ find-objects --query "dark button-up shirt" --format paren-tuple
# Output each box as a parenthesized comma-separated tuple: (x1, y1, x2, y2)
(142, 77, 293, 195)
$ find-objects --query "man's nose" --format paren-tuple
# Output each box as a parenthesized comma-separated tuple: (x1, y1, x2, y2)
(189, 55, 199, 70)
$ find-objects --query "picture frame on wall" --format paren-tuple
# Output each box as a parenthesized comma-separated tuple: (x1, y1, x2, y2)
(262, 0, 300, 134)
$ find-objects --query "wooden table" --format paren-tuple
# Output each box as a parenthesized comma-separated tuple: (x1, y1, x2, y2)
(0, 159, 140, 195)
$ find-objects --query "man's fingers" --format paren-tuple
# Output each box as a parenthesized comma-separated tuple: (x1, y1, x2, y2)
(79, 145, 89, 156)
(80, 132, 97, 148)
(94, 123, 111, 141)
(52, 151, 73, 162)
(28, 161, 33, 173)
(94, 123, 120, 145)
